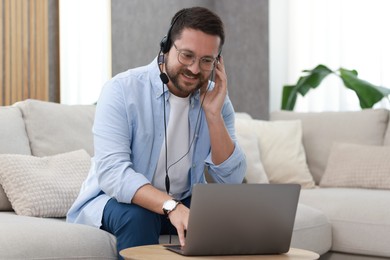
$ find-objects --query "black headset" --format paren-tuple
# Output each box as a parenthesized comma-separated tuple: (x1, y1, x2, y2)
(158, 10, 186, 84)
(160, 10, 185, 54)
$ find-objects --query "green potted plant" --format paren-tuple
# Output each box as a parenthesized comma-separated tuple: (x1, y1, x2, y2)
(281, 64, 390, 110)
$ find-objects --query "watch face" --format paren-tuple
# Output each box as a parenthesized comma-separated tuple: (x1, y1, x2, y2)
(164, 200, 177, 210)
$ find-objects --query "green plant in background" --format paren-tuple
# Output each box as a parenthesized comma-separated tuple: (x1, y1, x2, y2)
(281, 64, 390, 111)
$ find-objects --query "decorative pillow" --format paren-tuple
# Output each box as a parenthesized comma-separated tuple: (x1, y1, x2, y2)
(235, 131, 269, 184)
(235, 112, 253, 120)
(271, 109, 389, 184)
(320, 143, 390, 189)
(0, 150, 91, 217)
(235, 118, 315, 188)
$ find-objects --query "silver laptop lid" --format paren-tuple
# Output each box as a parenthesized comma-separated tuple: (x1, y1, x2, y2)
(183, 183, 301, 256)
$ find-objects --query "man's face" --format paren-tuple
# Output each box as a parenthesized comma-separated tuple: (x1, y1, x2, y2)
(164, 28, 221, 97)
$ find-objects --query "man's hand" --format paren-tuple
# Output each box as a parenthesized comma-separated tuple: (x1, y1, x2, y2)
(168, 203, 190, 247)
(200, 56, 234, 165)
(200, 56, 227, 119)
(132, 185, 189, 246)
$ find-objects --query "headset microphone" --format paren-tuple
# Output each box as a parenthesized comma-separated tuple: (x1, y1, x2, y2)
(158, 53, 169, 84)
(159, 71, 169, 84)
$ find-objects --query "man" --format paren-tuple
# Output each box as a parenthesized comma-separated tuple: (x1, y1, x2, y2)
(67, 6, 246, 257)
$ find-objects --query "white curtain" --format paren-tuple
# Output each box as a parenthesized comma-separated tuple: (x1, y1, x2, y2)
(59, 0, 111, 105)
(270, 0, 390, 112)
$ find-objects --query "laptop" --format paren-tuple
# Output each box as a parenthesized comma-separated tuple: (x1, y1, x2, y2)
(165, 183, 301, 256)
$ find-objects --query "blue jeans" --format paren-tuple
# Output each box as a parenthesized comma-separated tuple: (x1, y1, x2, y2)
(101, 196, 191, 259)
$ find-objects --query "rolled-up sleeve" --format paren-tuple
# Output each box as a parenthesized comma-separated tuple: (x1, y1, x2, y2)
(204, 97, 247, 184)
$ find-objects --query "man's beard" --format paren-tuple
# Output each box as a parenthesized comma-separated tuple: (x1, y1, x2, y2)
(165, 57, 209, 96)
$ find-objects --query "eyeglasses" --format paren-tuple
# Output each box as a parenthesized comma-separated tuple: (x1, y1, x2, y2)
(173, 43, 217, 71)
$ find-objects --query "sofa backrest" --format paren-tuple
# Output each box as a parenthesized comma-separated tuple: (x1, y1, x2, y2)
(0, 106, 31, 155)
(270, 109, 389, 184)
(0, 100, 96, 211)
(383, 112, 390, 145)
(0, 105, 31, 211)
(15, 99, 96, 157)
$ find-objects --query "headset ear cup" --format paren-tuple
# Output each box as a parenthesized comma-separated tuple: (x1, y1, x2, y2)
(160, 35, 171, 54)
(161, 9, 186, 54)
(160, 35, 167, 53)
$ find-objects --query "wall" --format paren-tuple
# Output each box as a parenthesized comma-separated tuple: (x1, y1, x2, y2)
(111, 0, 269, 119)
(215, 0, 269, 119)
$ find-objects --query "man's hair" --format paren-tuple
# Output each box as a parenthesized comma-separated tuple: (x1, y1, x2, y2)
(169, 6, 225, 51)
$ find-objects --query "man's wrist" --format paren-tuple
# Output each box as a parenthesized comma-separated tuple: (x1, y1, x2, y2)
(162, 199, 181, 218)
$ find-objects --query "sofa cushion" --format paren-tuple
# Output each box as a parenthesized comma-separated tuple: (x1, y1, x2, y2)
(299, 188, 390, 258)
(291, 203, 332, 255)
(0, 106, 31, 155)
(270, 109, 389, 184)
(235, 118, 315, 188)
(236, 131, 269, 184)
(0, 150, 90, 217)
(0, 106, 31, 211)
(235, 112, 253, 120)
(235, 112, 269, 183)
(0, 212, 116, 259)
(16, 99, 95, 157)
(320, 143, 390, 189)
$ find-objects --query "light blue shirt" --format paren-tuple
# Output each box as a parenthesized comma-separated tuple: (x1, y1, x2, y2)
(66, 58, 246, 228)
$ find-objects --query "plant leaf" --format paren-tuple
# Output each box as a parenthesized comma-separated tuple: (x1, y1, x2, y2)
(281, 85, 297, 110)
(339, 68, 390, 108)
(297, 64, 333, 96)
(281, 65, 390, 111)
(281, 64, 333, 110)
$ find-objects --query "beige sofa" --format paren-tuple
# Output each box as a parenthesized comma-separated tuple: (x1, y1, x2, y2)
(0, 99, 388, 259)
(269, 110, 390, 260)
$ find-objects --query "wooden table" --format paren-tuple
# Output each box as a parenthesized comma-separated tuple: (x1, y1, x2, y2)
(120, 245, 320, 260)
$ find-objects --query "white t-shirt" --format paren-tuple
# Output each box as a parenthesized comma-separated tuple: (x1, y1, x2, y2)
(152, 94, 192, 198)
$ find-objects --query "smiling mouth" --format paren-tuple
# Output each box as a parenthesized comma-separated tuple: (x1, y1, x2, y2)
(182, 71, 199, 80)
(184, 73, 196, 79)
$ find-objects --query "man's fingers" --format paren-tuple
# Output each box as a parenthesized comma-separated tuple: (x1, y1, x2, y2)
(169, 204, 189, 247)
(177, 227, 186, 247)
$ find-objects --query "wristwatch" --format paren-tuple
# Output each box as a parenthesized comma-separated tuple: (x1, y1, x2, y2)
(162, 199, 181, 217)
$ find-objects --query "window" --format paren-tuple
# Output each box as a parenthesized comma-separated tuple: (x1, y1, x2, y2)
(270, 0, 390, 112)
(59, 0, 111, 105)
